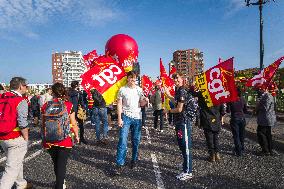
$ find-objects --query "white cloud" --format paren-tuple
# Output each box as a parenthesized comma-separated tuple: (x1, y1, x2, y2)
(224, 0, 246, 17)
(0, 0, 121, 38)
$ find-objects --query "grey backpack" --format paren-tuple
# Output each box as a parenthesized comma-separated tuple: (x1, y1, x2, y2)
(42, 100, 70, 142)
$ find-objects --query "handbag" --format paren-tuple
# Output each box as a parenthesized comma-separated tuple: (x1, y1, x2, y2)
(77, 105, 87, 121)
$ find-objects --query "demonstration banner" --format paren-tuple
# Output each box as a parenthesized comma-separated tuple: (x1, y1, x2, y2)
(195, 57, 238, 107)
(141, 75, 153, 96)
(83, 49, 98, 69)
(160, 58, 175, 96)
(81, 58, 127, 105)
(246, 56, 284, 88)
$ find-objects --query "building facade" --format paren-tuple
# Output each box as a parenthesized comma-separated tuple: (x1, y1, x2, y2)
(27, 83, 52, 93)
(172, 49, 204, 83)
(52, 51, 86, 87)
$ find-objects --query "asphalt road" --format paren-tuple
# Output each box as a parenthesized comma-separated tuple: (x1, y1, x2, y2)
(1, 108, 283, 189)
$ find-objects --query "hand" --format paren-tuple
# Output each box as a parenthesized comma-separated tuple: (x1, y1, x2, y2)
(75, 136, 80, 144)
(163, 87, 170, 97)
(118, 119, 123, 128)
(163, 109, 169, 114)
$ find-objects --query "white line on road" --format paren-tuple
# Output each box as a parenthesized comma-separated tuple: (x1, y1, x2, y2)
(145, 127, 165, 189)
(24, 149, 43, 163)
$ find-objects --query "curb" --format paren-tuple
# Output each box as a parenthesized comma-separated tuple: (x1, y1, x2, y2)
(222, 123, 284, 153)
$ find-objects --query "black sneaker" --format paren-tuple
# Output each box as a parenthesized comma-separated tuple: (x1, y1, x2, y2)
(113, 165, 123, 176)
(130, 160, 137, 169)
(81, 139, 88, 145)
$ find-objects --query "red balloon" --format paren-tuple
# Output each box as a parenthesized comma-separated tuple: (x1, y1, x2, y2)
(105, 34, 139, 72)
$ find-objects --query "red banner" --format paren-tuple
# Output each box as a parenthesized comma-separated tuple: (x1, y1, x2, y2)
(160, 58, 175, 96)
(80, 61, 127, 105)
(141, 75, 153, 96)
(246, 56, 284, 88)
(83, 50, 98, 69)
(195, 57, 238, 107)
(169, 66, 176, 77)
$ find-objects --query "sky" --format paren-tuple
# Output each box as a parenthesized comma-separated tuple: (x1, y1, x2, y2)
(0, 0, 284, 84)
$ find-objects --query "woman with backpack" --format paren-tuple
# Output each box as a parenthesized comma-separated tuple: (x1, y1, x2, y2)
(41, 83, 80, 189)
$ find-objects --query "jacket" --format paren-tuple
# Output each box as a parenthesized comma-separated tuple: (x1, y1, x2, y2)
(150, 90, 163, 111)
(256, 92, 276, 127)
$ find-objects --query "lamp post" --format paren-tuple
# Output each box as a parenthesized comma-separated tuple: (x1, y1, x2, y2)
(245, 0, 275, 70)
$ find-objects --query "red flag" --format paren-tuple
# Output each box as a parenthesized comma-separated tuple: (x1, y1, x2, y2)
(246, 56, 284, 88)
(80, 58, 127, 105)
(83, 50, 98, 69)
(195, 57, 238, 107)
(141, 75, 154, 96)
(169, 66, 177, 77)
(159, 58, 175, 96)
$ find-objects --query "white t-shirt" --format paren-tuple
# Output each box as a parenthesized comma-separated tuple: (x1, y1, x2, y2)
(117, 85, 143, 119)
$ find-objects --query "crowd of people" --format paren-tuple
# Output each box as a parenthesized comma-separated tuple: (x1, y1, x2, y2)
(0, 71, 278, 188)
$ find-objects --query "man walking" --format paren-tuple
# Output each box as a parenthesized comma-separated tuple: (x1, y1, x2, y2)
(0, 77, 32, 189)
(163, 72, 197, 181)
(150, 84, 164, 132)
(114, 71, 148, 175)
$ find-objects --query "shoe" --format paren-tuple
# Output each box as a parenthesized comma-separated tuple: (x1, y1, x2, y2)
(23, 182, 33, 189)
(269, 150, 278, 156)
(176, 172, 193, 181)
(113, 165, 123, 176)
(63, 179, 66, 189)
(130, 160, 137, 169)
(215, 153, 221, 161)
(159, 130, 164, 133)
(101, 138, 109, 145)
(208, 154, 216, 162)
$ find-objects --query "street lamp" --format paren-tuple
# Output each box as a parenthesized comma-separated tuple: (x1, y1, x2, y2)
(245, 0, 275, 70)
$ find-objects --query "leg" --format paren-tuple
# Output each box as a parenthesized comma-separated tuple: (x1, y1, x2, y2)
(131, 118, 142, 162)
(266, 127, 273, 153)
(257, 125, 269, 153)
(101, 108, 109, 138)
(213, 131, 220, 153)
(203, 129, 214, 156)
(141, 107, 146, 127)
(94, 107, 101, 141)
(154, 110, 158, 129)
(54, 147, 71, 189)
(0, 137, 28, 189)
(230, 120, 241, 155)
(159, 110, 164, 131)
(239, 119, 246, 152)
(47, 147, 58, 177)
(116, 115, 131, 166)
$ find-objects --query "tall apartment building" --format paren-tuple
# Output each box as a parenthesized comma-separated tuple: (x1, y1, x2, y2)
(52, 51, 86, 87)
(172, 49, 204, 83)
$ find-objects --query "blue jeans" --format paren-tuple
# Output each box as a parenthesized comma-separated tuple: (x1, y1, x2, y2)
(116, 114, 142, 166)
(230, 118, 246, 155)
(92, 107, 108, 140)
(175, 120, 192, 173)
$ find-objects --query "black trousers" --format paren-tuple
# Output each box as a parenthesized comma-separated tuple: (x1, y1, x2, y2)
(76, 118, 85, 140)
(48, 146, 71, 189)
(203, 129, 220, 155)
(154, 110, 164, 130)
(230, 118, 246, 155)
(257, 125, 273, 153)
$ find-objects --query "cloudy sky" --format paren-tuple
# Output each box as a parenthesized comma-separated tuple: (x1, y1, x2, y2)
(0, 0, 284, 83)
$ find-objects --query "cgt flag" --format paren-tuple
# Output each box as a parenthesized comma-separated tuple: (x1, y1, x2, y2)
(246, 56, 284, 88)
(141, 75, 154, 96)
(160, 58, 175, 96)
(83, 49, 98, 69)
(195, 57, 238, 107)
(80, 58, 127, 105)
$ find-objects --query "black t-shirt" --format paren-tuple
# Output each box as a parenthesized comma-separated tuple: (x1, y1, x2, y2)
(91, 89, 106, 108)
(173, 86, 187, 125)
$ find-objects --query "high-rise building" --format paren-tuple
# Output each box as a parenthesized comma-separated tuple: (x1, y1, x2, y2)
(172, 49, 204, 83)
(52, 51, 86, 87)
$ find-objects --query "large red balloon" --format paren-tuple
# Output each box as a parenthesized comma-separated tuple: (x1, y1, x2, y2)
(105, 34, 139, 72)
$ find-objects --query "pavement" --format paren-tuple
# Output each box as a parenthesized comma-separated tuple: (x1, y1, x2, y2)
(0, 109, 283, 189)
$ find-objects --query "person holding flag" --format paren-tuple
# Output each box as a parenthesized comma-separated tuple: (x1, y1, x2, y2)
(113, 71, 149, 175)
(163, 72, 197, 181)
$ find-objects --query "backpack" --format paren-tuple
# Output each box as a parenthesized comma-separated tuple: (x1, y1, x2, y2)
(183, 89, 199, 123)
(42, 100, 70, 142)
(0, 94, 21, 134)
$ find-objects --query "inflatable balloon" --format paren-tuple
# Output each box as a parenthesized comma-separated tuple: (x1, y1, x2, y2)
(105, 34, 139, 72)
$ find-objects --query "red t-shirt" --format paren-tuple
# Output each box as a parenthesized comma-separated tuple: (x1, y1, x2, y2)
(41, 98, 74, 149)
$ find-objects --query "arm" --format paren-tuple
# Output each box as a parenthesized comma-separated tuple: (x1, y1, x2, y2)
(117, 98, 123, 127)
(169, 102, 184, 113)
(69, 112, 80, 143)
(164, 87, 175, 102)
(17, 100, 29, 141)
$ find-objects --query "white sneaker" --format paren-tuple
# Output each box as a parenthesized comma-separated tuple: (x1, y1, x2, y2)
(176, 172, 193, 181)
(63, 179, 66, 189)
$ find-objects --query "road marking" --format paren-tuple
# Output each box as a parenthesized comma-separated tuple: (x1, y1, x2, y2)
(24, 149, 43, 162)
(145, 127, 165, 189)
